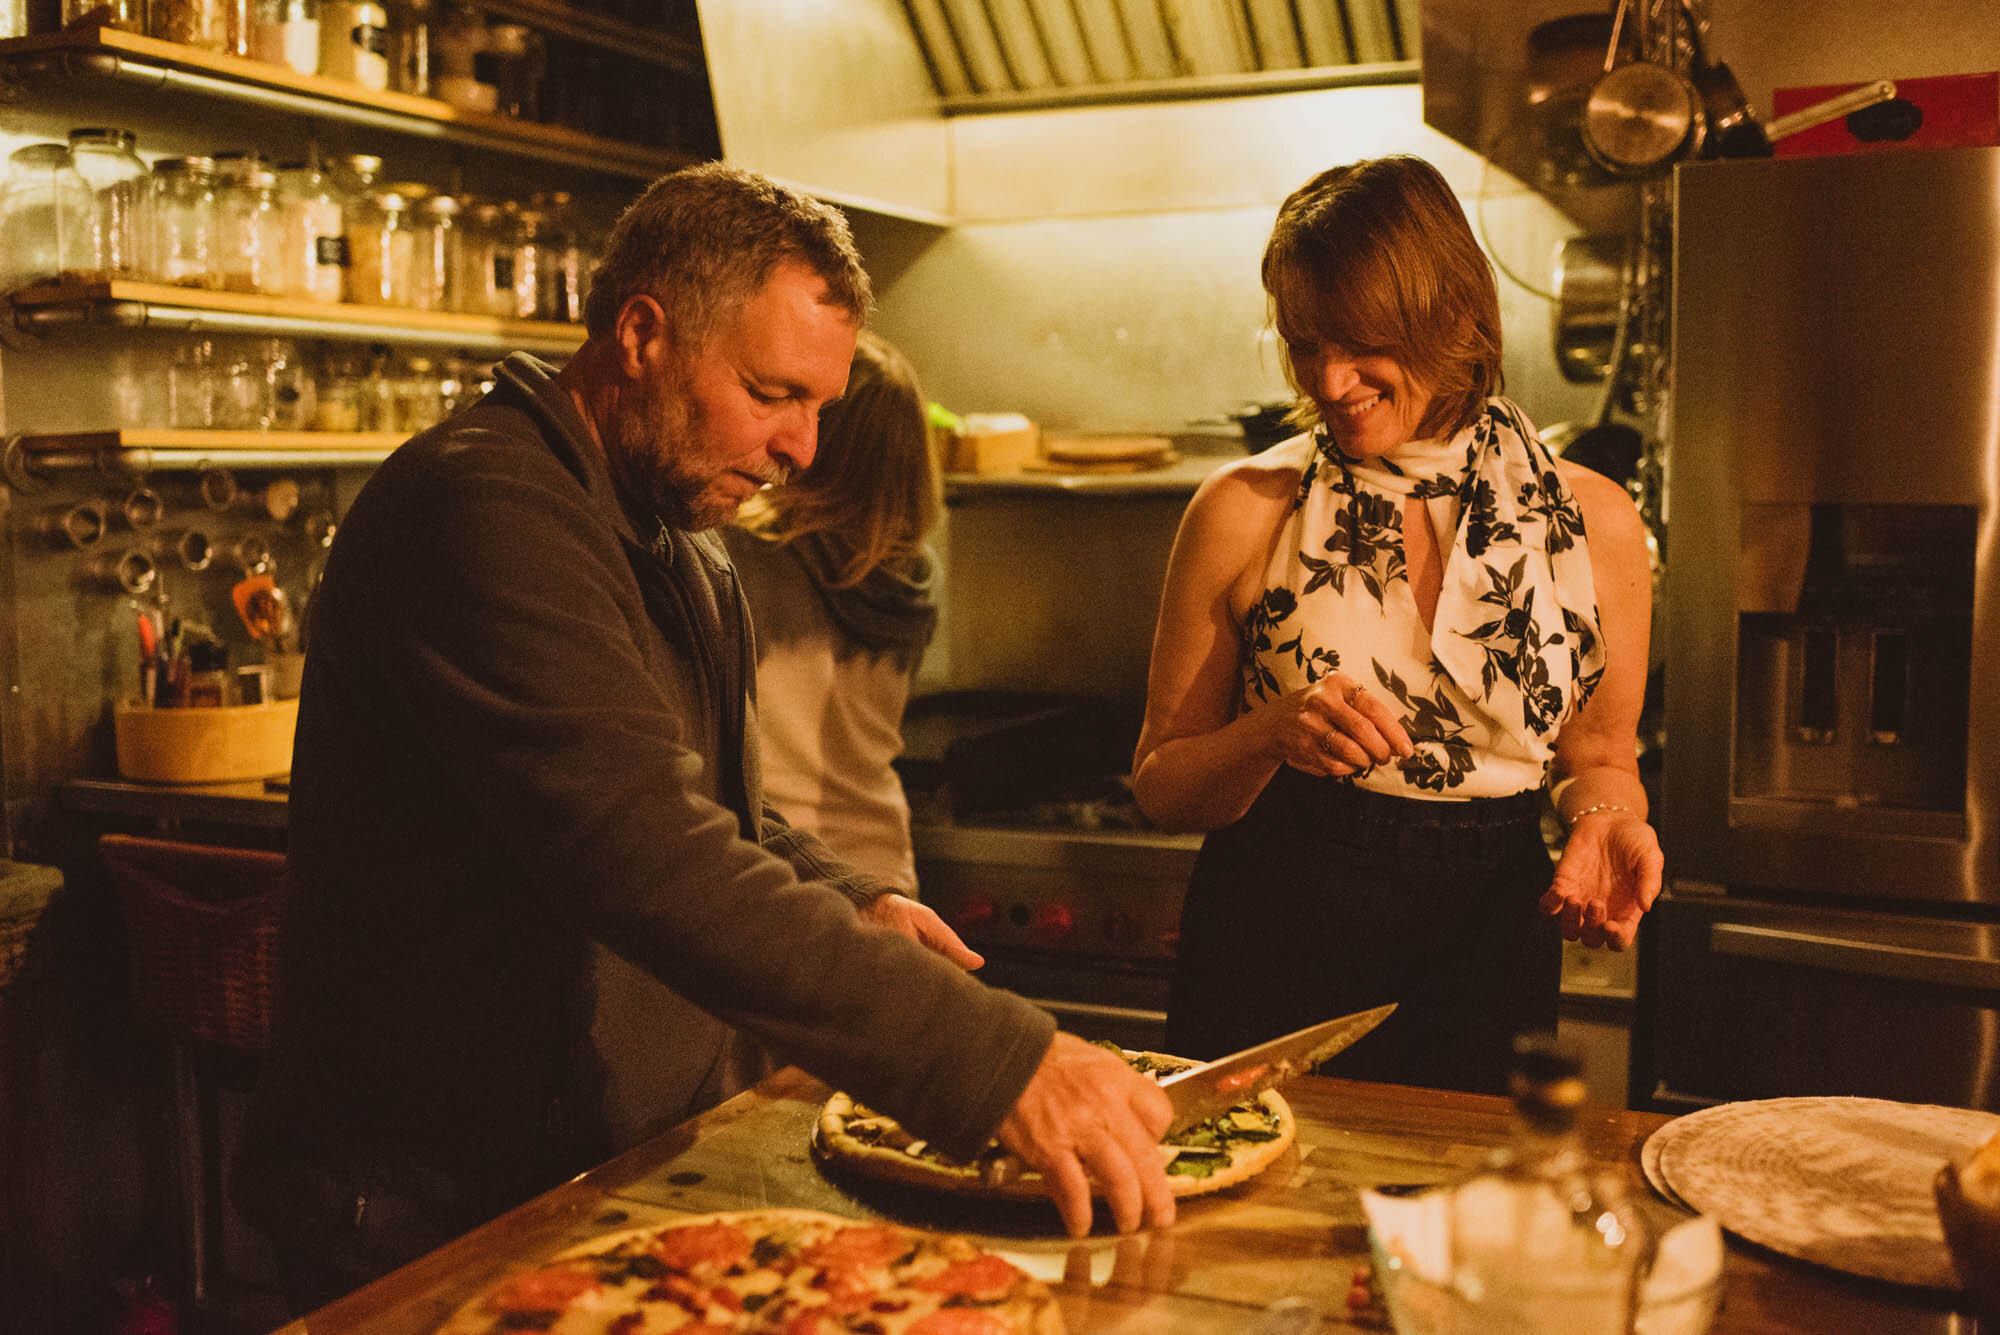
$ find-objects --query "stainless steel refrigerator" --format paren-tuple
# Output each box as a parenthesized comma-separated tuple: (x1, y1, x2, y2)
(1641, 146, 2000, 1112)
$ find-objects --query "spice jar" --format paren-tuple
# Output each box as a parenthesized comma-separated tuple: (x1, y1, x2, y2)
(276, 161, 346, 302)
(250, 0, 319, 74)
(216, 165, 285, 294)
(167, 337, 218, 428)
(319, 0, 389, 89)
(146, 156, 221, 289)
(149, 0, 227, 51)
(0, 143, 92, 292)
(66, 129, 148, 283)
(408, 190, 459, 311)
(310, 344, 365, 430)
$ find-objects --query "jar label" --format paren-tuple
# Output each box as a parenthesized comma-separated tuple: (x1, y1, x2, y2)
(315, 234, 352, 267)
(353, 21, 387, 54)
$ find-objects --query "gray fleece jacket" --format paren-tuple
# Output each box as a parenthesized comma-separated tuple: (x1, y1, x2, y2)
(235, 353, 1052, 1241)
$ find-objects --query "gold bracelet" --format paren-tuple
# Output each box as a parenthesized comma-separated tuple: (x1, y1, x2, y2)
(1564, 801, 1637, 829)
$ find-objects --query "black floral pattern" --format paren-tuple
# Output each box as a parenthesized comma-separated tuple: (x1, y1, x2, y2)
(1239, 401, 1607, 793)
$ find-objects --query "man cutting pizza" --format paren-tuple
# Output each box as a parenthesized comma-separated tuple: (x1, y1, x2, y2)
(231, 164, 1175, 1314)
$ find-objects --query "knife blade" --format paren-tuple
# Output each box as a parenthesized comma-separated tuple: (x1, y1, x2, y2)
(1157, 1003, 1396, 1135)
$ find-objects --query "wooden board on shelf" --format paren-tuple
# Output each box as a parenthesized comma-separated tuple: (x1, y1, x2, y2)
(0, 25, 696, 179)
(15, 429, 407, 453)
(5, 279, 588, 347)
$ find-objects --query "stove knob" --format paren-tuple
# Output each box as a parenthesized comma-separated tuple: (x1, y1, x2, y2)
(1029, 902, 1075, 944)
(1102, 909, 1141, 948)
(952, 894, 998, 934)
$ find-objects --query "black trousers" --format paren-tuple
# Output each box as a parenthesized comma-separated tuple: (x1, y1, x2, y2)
(1166, 768, 1560, 1097)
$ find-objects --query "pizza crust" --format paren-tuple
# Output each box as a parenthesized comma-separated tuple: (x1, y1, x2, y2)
(813, 1049, 1297, 1202)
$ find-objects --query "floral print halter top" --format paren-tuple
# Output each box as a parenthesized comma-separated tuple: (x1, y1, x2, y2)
(1242, 398, 1606, 799)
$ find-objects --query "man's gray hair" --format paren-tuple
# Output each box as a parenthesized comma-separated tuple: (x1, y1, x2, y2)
(583, 163, 872, 351)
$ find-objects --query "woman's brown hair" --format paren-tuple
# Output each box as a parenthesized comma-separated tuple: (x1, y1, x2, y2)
(735, 329, 941, 586)
(1261, 155, 1503, 441)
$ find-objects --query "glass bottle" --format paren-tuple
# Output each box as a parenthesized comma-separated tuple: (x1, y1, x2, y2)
(276, 160, 346, 302)
(250, 0, 319, 74)
(216, 165, 284, 294)
(345, 183, 415, 306)
(66, 128, 149, 283)
(148, 0, 226, 51)
(0, 143, 93, 292)
(480, 21, 542, 120)
(1446, 1035, 1655, 1335)
(318, 0, 388, 89)
(408, 189, 459, 312)
(384, 0, 430, 93)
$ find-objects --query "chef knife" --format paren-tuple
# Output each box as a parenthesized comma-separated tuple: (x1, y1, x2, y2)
(1157, 1003, 1397, 1135)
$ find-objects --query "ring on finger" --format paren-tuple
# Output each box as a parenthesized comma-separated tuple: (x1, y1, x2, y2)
(1344, 682, 1366, 707)
(1321, 731, 1340, 755)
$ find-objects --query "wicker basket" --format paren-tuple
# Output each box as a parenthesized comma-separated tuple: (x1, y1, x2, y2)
(101, 835, 286, 1055)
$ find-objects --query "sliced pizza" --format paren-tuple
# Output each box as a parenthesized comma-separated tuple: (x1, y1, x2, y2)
(813, 1047, 1296, 1201)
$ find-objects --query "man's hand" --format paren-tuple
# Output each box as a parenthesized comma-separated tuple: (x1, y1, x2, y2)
(865, 893, 983, 970)
(995, 1032, 1177, 1237)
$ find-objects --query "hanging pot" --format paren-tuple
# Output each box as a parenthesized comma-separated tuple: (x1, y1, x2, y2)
(1578, 0, 1704, 177)
(1552, 233, 1633, 385)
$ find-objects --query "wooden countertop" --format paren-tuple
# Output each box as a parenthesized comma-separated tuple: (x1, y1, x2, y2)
(270, 1067, 1973, 1334)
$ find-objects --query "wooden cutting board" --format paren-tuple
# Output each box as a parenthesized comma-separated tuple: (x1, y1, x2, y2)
(1040, 434, 1176, 466)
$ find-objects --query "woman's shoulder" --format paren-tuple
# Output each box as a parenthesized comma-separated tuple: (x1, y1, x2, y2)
(1187, 433, 1314, 520)
(1555, 459, 1645, 542)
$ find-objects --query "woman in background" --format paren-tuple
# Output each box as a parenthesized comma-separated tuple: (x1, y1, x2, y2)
(1133, 156, 1662, 1094)
(724, 330, 942, 893)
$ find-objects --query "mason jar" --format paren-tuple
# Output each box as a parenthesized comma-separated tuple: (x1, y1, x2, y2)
(250, 0, 319, 74)
(345, 184, 415, 305)
(275, 161, 347, 302)
(216, 165, 285, 294)
(408, 190, 459, 312)
(66, 128, 150, 283)
(0, 143, 91, 291)
(506, 205, 544, 319)
(453, 199, 516, 317)
(144, 156, 219, 288)
(318, 0, 389, 89)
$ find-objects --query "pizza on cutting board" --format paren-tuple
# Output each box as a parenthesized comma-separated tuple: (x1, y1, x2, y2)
(813, 1047, 1296, 1200)
(433, 1207, 1062, 1335)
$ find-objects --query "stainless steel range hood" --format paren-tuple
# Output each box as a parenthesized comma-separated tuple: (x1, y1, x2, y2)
(903, 0, 1421, 111)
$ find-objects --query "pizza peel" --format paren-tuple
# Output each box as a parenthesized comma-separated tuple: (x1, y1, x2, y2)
(1158, 1004, 1397, 1136)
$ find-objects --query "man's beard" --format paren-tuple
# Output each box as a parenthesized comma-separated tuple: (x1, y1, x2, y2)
(607, 368, 721, 531)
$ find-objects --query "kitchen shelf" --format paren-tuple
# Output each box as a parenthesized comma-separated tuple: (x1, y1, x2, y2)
(6, 278, 587, 354)
(944, 450, 1233, 499)
(0, 26, 698, 179)
(5, 428, 403, 485)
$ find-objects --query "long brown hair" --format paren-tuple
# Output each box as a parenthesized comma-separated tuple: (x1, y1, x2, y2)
(735, 329, 940, 587)
(1261, 155, 1502, 440)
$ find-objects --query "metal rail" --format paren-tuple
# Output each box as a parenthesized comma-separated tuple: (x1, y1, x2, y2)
(4, 437, 392, 490)
(11, 297, 582, 356)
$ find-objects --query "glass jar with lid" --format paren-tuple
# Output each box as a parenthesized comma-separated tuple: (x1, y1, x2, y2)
(65, 128, 149, 283)
(149, 0, 227, 51)
(345, 184, 416, 306)
(216, 165, 285, 294)
(0, 143, 92, 292)
(506, 205, 545, 320)
(408, 190, 460, 312)
(480, 22, 543, 120)
(528, 188, 586, 323)
(328, 151, 382, 200)
(453, 199, 516, 317)
(250, 0, 319, 74)
(276, 161, 347, 302)
(146, 157, 220, 288)
(319, 0, 389, 89)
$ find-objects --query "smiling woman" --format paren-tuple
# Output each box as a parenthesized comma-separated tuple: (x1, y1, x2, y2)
(1130, 154, 1664, 1096)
